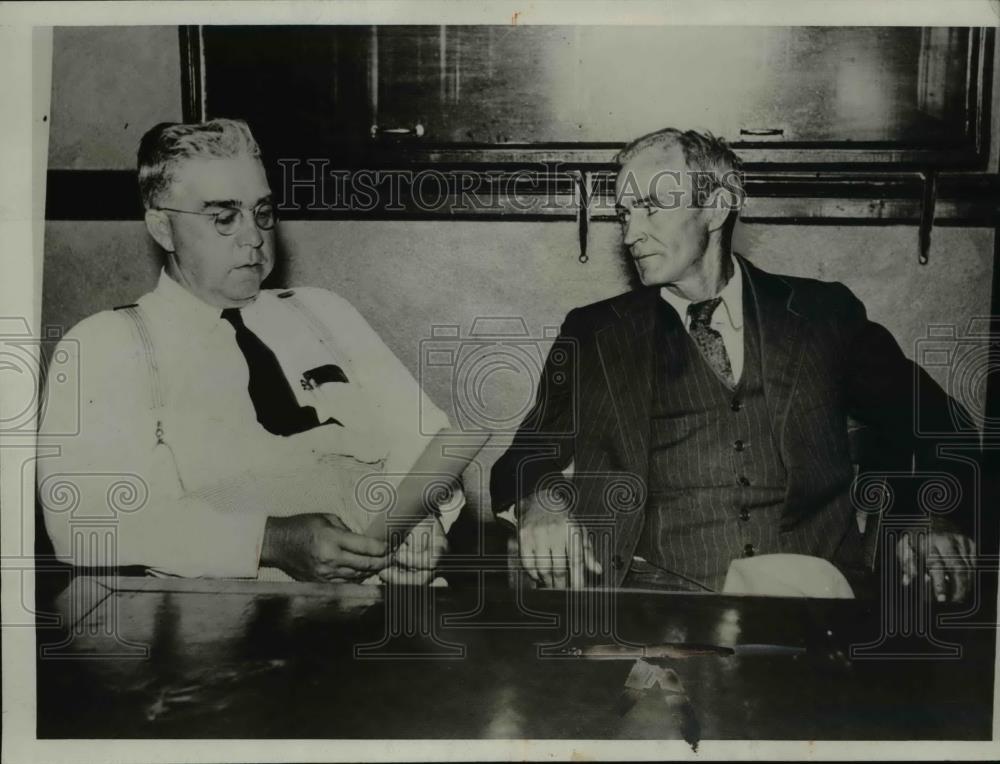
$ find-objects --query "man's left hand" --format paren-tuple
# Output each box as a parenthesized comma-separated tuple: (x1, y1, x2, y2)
(897, 524, 976, 603)
(378, 515, 448, 585)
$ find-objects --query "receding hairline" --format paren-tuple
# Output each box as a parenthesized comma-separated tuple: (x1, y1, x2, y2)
(158, 154, 269, 204)
(617, 140, 690, 173)
(617, 128, 688, 163)
(614, 142, 695, 200)
(136, 118, 263, 209)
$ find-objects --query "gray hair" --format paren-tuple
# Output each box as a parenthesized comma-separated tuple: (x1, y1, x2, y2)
(616, 127, 745, 211)
(137, 118, 261, 209)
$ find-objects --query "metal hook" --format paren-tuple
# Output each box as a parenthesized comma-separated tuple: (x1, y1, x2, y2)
(918, 170, 937, 266)
(576, 170, 592, 263)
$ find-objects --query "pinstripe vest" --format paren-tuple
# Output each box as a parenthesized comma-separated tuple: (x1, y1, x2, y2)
(637, 294, 787, 590)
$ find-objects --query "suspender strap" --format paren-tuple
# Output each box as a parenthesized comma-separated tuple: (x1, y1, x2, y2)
(116, 305, 186, 490)
(117, 305, 164, 412)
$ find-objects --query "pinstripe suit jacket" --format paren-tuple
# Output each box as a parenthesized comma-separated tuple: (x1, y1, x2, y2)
(490, 255, 975, 586)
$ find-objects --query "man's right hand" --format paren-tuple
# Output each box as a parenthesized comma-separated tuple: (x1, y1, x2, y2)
(261, 514, 389, 582)
(517, 489, 603, 589)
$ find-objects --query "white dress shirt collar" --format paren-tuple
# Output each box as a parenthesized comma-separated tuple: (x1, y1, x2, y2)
(150, 268, 258, 330)
(659, 258, 744, 331)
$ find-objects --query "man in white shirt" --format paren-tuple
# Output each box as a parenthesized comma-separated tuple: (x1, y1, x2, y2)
(38, 118, 457, 583)
(491, 127, 979, 599)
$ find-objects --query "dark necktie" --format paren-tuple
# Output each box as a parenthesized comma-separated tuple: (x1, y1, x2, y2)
(687, 297, 734, 387)
(221, 308, 327, 436)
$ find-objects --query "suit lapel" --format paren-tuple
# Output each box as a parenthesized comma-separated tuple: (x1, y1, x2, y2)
(589, 257, 807, 481)
(740, 256, 806, 452)
(594, 289, 658, 477)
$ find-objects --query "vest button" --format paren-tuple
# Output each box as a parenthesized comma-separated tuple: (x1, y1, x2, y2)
(733, 439, 745, 452)
(743, 543, 755, 557)
(730, 398, 743, 412)
(611, 555, 624, 570)
(740, 508, 750, 521)
(737, 476, 751, 487)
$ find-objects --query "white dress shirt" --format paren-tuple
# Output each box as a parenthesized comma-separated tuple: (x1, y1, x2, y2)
(38, 269, 459, 579)
(659, 263, 745, 383)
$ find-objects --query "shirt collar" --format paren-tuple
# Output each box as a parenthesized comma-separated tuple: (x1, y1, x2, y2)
(149, 268, 258, 330)
(659, 259, 744, 331)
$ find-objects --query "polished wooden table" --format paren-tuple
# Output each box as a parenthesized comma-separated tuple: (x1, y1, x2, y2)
(36, 575, 995, 742)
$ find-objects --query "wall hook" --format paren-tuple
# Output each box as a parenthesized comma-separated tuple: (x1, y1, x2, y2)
(918, 170, 937, 266)
(576, 170, 593, 263)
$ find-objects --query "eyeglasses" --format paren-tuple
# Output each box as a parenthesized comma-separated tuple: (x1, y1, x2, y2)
(155, 201, 277, 236)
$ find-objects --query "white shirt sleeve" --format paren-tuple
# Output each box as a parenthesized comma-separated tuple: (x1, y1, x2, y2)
(37, 312, 269, 578)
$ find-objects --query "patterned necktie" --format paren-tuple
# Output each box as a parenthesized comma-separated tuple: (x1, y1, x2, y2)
(687, 297, 734, 387)
(221, 308, 327, 436)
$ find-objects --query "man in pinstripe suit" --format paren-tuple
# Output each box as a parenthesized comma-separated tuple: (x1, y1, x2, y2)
(491, 128, 978, 600)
